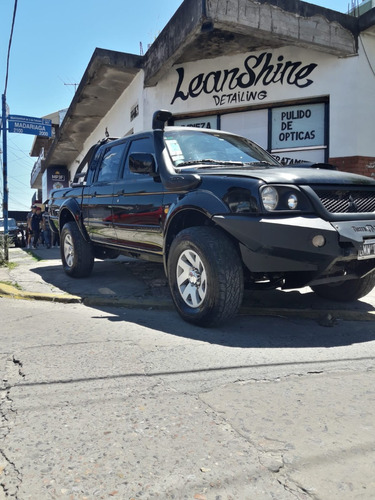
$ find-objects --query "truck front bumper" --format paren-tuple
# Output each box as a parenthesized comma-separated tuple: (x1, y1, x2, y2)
(213, 214, 375, 275)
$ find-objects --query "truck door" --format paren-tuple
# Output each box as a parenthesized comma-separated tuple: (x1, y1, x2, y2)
(85, 142, 126, 245)
(112, 135, 164, 256)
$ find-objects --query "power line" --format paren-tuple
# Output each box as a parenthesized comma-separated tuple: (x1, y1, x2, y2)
(7, 149, 33, 166)
(8, 175, 30, 188)
(7, 193, 31, 210)
(8, 137, 33, 158)
(3, 0, 18, 95)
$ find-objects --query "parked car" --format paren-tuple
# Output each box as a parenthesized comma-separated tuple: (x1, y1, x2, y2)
(49, 110, 375, 326)
(0, 218, 25, 247)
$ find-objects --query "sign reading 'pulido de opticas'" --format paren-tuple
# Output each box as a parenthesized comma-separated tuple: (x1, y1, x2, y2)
(8, 114, 52, 137)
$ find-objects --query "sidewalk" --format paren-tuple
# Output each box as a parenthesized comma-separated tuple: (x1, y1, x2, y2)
(0, 246, 375, 322)
(0, 246, 172, 309)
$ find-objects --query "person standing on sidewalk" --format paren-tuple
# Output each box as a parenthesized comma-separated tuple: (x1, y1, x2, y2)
(31, 207, 43, 249)
(42, 203, 51, 249)
(26, 205, 36, 249)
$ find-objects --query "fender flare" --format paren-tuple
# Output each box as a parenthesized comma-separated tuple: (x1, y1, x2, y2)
(163, 190, 230, 270)
(58, 198, 90, 242)
(165, 190, 230, 230)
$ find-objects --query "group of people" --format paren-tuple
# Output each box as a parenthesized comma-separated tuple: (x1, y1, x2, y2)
(26, 204, 59, 249)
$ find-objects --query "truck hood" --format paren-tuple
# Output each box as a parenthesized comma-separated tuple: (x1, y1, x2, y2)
(199, 166, 375, 186)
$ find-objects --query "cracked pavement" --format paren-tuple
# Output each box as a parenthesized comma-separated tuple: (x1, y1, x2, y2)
(0, 356, 25, 498)
(0, 293, 374, 498)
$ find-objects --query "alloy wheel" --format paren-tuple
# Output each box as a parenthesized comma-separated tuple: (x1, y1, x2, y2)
(176, 249, 207, 308)
(63, 233, 74, 268)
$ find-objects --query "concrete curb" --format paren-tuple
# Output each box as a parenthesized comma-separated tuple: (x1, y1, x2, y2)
(82, 296, 174, 310)
(0, 283, 81, 304)
(1, 282, 374, 321)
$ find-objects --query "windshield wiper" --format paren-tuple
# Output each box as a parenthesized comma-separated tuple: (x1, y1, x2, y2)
(242, 161, 273, 167)
(176, 159, 246, 168)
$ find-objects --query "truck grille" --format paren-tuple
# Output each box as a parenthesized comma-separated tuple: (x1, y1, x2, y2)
(314, 189, 375, 214)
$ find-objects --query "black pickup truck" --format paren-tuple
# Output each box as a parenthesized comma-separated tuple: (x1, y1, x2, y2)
(49, 110, 375, 326)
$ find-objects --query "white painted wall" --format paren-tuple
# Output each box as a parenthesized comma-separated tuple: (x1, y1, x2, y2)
(68, 71, 145, 177)
(354, 34, 375, 155)
(67, 40, 375, 178)
(145, 44, 375, 159)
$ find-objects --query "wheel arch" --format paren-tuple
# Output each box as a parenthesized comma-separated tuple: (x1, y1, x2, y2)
(164, 208, 212, 266)
(163, 192, 235, 274)
(58, 199, 89, 242)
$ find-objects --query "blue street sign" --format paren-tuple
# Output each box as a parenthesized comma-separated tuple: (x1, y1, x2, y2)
(8, 114, 52, 137)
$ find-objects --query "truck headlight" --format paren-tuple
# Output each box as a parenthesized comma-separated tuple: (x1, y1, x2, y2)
(261, 186, 279, 211)
(259, 185, 312, 212)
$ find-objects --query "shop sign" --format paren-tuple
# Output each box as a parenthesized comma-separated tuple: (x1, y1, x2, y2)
(174, 116, 217, 128)
(271, 103, 325, 150)
(272, 148, 326, 165)
(170, 52, 318, 108)
(43, 166, 69, 202)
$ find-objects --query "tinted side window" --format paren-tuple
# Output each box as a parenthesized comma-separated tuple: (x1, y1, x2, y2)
(124, 137, 155, 178)
(96, 143, 126, 183)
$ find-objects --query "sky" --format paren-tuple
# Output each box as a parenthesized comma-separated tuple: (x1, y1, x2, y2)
(0, 0, 354, 211)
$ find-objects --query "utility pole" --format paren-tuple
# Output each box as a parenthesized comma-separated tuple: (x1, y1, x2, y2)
(1, 93, 9, 261)
(1, 0, 18, 262)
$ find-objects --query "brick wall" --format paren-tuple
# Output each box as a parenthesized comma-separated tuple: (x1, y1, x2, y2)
(329, 156, 375, 179)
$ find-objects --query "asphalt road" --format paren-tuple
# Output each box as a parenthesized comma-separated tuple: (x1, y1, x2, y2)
(0, 297, 374, 499)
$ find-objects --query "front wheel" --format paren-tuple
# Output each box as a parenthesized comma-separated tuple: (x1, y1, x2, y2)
(311, 271, 375, 301)
(167, 226, 244, 327)
(60, 222, 94, 278)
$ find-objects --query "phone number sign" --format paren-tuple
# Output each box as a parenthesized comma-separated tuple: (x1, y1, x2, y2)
(8, 114, 52, 137)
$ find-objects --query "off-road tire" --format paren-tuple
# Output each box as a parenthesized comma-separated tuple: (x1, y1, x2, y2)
(311, 271, 375, 301)
(61, 221, 94, 278)
(167, 226, 243, 327)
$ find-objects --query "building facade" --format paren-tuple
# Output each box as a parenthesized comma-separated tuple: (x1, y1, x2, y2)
(32, 0, 375, 196)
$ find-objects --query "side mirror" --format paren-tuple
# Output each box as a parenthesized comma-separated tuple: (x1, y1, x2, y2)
(71, 172, 87, 187)
(129, 153, 156, 175)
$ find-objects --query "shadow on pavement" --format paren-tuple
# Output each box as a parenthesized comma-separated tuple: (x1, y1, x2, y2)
(87, 303, 375, 350)
(15, 246, 375, 349)
(30, 252, 375, 312)
(30, 256, 170, 301)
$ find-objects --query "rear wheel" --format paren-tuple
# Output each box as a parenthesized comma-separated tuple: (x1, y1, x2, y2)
(167, 226, 243, 327)
(61, 222, 94, 278)
(311, 271, 375, 301)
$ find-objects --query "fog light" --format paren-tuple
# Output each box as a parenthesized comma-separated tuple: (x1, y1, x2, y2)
(287, 194, 298, 210)
(312, 235, 326, 248)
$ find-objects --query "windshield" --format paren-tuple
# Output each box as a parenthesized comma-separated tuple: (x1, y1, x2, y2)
(164, 129, 280, 169)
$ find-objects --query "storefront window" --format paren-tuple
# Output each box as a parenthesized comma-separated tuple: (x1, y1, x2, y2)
(270, 103, 327, 164)
(221, 110, 268, 149)
(174, 101, 328, 166)
(174, 115, 218, 129)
